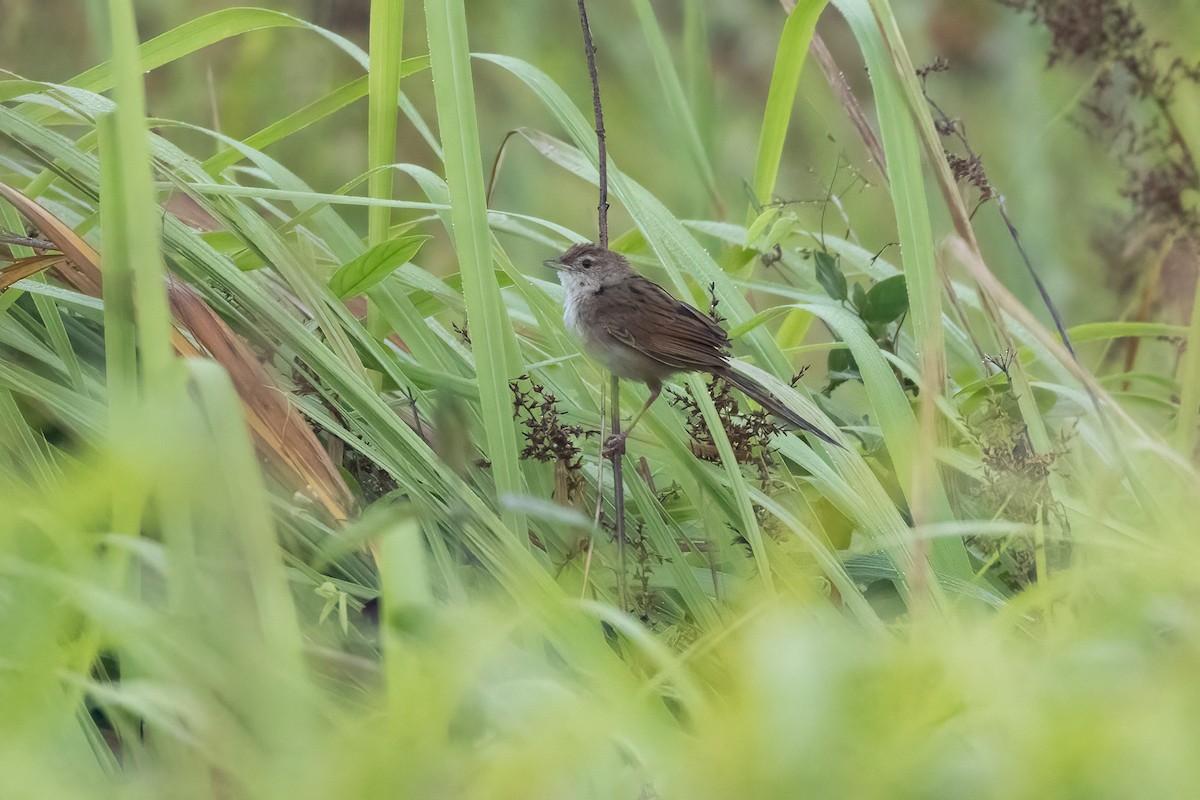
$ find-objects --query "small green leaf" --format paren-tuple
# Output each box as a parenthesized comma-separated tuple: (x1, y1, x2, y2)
(764, 214, 797, 250)
(851, 282, 868, 316)
(329, 235, 430, 299)
(814, 249, 847, 301)
(863, 274, 908, 325)
(745, 207, 778, 245)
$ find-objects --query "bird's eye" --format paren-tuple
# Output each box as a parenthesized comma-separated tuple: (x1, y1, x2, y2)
(580, 257, 594, 268)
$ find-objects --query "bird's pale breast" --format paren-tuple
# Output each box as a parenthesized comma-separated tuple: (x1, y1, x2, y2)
(562, 278, 670, 382)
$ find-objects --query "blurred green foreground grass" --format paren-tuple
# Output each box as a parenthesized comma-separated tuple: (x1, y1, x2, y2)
(3, 0, 1200, 797)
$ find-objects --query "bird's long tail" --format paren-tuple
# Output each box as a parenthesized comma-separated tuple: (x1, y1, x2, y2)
(716, 367, 842, 448)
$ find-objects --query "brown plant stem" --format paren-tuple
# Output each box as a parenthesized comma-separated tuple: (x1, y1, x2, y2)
(610, 373, 627, 612)
(577, 0, 624, 609)
(576, 0, 609, 247)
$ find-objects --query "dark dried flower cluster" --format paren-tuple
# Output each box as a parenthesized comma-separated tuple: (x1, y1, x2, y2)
(626, 520, 665, 626)
(947, 153, 997, 205)
(915, 55, 951, 80)
(967, 379, 1070, 590)
(668, 377, 781, 487)
(661, 284, 782, 483)
(919, 56, 998, 210)
(705, 281, 725, 327)
(1001, 0, 1193, 95)
(510, 374, 586, 497)
(1000, 0, 1200, 231)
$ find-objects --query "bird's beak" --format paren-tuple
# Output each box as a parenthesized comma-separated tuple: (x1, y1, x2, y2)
(542, 258, 567, 271)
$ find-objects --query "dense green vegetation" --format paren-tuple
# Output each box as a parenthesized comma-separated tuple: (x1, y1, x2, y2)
(3, 0, 1200, 796)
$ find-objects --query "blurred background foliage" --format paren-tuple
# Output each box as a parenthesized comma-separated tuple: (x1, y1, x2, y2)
(4, 0, 1200, 797)
(9, 0, 1198, 323)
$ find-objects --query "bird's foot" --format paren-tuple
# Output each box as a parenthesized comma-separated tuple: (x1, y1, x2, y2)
(602, 432, 628, 460)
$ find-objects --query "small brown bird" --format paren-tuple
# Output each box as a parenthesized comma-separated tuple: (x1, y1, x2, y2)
(544, 243, 840, 454)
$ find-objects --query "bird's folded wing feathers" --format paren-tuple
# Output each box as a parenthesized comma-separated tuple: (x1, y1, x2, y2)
(605, 277, 730, 370)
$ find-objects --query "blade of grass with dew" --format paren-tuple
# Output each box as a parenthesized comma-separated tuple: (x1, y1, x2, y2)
(425, 0, 526, 537)
(749, 0, 828, 211)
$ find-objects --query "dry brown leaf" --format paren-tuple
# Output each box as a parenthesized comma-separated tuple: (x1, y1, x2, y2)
(0, 255, 69, 290)
(0, 182, 352, 522)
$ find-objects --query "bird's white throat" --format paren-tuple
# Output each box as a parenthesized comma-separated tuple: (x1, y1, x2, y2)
(558, 269, 600, 337)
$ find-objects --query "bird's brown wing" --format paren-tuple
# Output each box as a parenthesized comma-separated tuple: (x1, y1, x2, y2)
(604, 274, 729, 371)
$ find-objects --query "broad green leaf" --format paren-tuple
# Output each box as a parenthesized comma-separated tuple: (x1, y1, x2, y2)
(863, 274, 908, 325)
(329, 235, 430, 299)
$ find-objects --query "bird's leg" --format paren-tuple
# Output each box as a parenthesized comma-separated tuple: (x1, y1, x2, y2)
(603, 379, 662, 458)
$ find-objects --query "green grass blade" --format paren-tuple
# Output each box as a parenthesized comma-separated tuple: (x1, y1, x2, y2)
(98, 1, 175, 402)
(831, 0, 971, 580)
(424, 0, 526, 536)
(368, 0, 406, 250)
(750, 1, 828, 210)
(67, 8, 369, 93)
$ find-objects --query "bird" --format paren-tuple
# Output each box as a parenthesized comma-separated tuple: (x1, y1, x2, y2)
(543, 242, 840, 455)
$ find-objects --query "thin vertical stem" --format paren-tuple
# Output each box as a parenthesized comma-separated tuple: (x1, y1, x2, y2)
(610, 373, 627, 612)
(576, 0, 608, 246)
(577, 0, 622, 609)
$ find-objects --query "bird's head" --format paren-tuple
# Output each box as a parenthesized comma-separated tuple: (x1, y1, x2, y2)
(543, 243, 632, 287)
